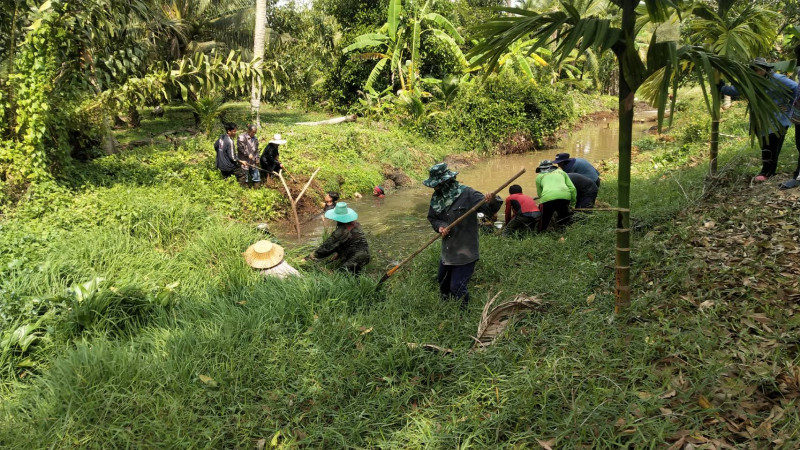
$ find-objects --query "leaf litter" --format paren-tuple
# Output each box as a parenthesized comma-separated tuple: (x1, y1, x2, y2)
(639, 180, 800, 447)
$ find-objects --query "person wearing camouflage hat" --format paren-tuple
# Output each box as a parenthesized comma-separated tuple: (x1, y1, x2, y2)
(425, 162, 502, 309)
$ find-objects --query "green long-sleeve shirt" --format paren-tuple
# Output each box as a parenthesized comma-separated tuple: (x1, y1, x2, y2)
(536, 169, 576, 205)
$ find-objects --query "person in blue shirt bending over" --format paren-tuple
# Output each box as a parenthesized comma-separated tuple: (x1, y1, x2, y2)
(553, 152, 601, 187)
(720, 57, 799, 184)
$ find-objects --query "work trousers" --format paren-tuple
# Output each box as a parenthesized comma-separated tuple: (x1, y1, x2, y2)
(438, 260, 477, 308)
(539, 199, 572, 231)
(575, 193, 597, 209)
(502, 213, 540, 236)
(794, 124, 800, 179)
(760, 130, 788, 177)
(235, 166, 261, 185)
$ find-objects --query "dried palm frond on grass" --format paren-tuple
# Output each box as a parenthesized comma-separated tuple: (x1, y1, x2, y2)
(473, 292, 546, 350)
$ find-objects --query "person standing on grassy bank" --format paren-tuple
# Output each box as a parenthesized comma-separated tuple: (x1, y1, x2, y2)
(719, 57, 798, 183)
(260, 133, 286, 181)
(553, 153, 601, 187)
(236, 124, 261, 187)
(503, 184, 541, 236)
(535, 160, 576, 231)
(311, 202, 371, 274)
(425, 162, 501, 309)
(214, 122, 238, 178)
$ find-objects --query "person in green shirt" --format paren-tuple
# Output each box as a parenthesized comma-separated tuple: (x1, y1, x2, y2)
(535, 160, 576, 231)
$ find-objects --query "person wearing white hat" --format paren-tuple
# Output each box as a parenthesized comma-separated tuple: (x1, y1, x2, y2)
(244, 240, 300, 279)
(260, 133, 287, 180)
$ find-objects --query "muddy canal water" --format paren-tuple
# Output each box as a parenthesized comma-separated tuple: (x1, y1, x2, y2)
(275, 118, 651, 267)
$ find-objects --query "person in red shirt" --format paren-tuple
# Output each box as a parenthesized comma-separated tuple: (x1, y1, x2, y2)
(503, 184, 541, 236)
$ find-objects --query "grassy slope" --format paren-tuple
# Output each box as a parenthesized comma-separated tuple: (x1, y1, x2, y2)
(1, 97, 799, 447)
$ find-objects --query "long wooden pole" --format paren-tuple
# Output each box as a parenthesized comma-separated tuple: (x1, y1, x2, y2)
(377, 168, 526, 288)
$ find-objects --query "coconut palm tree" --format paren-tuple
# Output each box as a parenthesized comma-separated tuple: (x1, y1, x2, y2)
(469, 0, 786, 311)
(251, 0, 268, 124)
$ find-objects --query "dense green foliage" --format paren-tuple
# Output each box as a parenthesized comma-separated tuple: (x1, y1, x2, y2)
(420, 73, 576, 150)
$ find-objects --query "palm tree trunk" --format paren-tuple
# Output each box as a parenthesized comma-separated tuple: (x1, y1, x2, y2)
(614, 0, 637, 313)
(250, 0, 267, 127)
(710, 75, 720, 175)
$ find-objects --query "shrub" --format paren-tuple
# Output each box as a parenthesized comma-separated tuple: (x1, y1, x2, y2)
(419, 73, 575, 152)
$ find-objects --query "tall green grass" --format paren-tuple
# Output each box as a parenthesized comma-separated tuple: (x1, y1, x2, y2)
(2, 99, 800, 447)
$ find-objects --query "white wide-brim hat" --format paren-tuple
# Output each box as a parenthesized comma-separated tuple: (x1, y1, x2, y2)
(269, 133, 287, 145)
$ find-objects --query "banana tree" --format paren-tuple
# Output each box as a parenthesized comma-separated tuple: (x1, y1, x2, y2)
(343, 0, 468, 95)
(470, 0, 787, 311)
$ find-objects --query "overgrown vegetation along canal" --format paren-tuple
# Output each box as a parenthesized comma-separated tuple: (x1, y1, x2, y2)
(2, 93, 800, 447)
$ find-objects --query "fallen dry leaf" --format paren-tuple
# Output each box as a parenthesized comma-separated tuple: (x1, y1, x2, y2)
(198, 374, 218, 388)
(660, 390, 677, 399)
(698, 395, 713, 409)
(586, 294, 596, 304)
(536, 438, 556, 449)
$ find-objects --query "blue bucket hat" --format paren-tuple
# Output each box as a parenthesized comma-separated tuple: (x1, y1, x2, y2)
(423, 162, 458, 188)
(553, 153, 572, 165)
(324, 202, 358, 223)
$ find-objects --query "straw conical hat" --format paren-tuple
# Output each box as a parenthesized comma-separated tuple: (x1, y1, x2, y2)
(243, 240, 285, 269)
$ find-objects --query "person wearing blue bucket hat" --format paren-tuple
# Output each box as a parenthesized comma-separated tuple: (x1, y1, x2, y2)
(311, 202, 370, 274)
(424, 162, 502, 309)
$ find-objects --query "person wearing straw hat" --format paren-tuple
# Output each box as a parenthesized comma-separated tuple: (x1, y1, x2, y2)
(310, 202, 370, 274)
(424, 162, 501, 309)
(260, 133, 287, 181)
(719, 57, 799, 183)
(244, 240, 300, 279)
(535, 160, 576, 231)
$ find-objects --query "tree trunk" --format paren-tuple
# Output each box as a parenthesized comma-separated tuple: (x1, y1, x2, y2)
(710, 71, 721, 175)
(4, 0, 21, 136)
(128, 104, 141, 128)
(250, 0, 267, 127)
(614, 0, 638, 313)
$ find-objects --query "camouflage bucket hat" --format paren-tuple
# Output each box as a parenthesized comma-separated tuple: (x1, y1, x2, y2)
(423, 162, 458, 188)
(536, 160, 557, 173)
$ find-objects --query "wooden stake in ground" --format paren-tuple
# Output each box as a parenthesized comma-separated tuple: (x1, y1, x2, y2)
(275, 168, 320, 239)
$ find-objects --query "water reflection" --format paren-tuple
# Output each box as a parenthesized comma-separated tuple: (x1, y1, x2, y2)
(274, 119, 650, 266)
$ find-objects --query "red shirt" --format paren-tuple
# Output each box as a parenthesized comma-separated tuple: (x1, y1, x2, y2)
(504, 193, 540, 223)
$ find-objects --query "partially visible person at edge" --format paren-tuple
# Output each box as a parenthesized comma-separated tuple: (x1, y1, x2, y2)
(783, 45, 800, 189)
(260, 133, 286, 181)
(311, 202, 370, 274)
(553, 152, 601, 187)
(535, 160, 576, 232)
(425, 162, 501, 309)
(236, 124, 261, 187)
(503, 184, 541, 236)
(244, 240, 300, 279)
(719, 57, 799, 183)
(568, 172, 598, 209)
(322, 191, 339, 213)
(214, 122, 238, 178)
